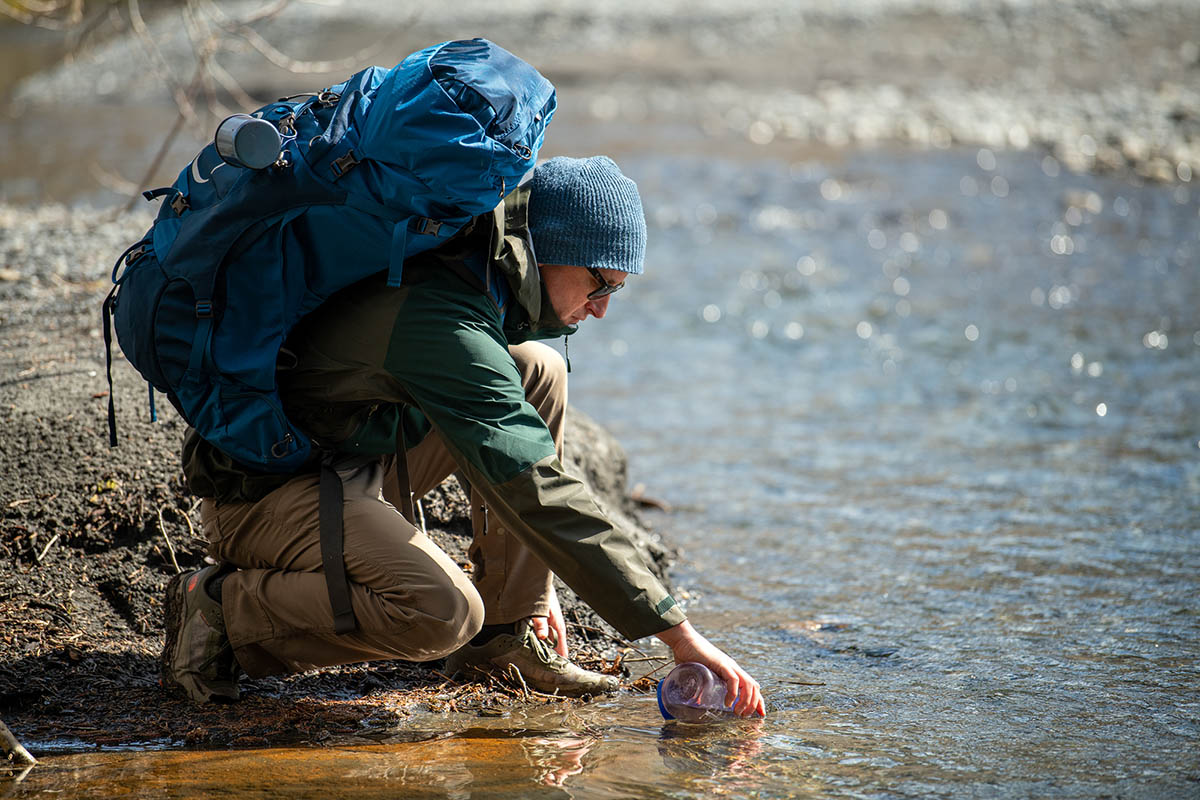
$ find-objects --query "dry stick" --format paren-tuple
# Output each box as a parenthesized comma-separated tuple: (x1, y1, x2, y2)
(199, 0, 385, 74)
(641, 659, 675, 681)
(568, 620, 649, 657)
(155, 507, 182, 574)
(121, 1, 210, 212)
(33, 532, 60, 564)
(126, 0, 200, 121)
(174, 505, 199, 541)
(0, 718, 37, 767)
(506, 664, 531, 701)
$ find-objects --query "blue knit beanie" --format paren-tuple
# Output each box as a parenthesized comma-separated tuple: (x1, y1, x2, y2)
(528, 156, 646, 275)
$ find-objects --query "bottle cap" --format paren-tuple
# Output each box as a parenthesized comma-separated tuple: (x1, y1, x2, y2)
(214, 114, 282, 170)
(656, 675, 676, 720)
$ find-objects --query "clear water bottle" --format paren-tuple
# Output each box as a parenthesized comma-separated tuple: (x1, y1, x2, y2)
(657, 662, 739, 721)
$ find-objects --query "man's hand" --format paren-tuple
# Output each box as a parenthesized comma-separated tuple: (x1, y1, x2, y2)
(531, 584, 569, 658)
(656, 620, 765, 718)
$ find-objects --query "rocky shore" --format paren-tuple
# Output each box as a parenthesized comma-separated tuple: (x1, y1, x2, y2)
(0, 207, 673, 750)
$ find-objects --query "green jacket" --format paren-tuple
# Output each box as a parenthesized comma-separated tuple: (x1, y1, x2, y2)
(183, 186, 685, 641)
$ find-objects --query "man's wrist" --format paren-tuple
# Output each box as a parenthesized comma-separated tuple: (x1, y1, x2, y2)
(654, 619, 696, 648)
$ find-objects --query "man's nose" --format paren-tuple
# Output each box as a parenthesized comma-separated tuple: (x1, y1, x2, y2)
(585, 295, 611, 319)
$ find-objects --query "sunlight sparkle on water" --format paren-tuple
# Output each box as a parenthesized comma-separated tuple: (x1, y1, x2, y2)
(1143, 331, 1169, 349)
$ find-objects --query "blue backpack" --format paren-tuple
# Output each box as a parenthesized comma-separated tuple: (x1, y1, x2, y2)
(104, 38, 556, 473)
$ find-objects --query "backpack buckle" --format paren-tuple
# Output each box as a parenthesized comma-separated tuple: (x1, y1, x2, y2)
(330, 150, 359, 179)
(170, 192, 190, 215)
(124, 244, 147, 266)
(195, 300, 213, 319)
(270, 433, 294, 458)
(317, 90, 340, 108)
(417, 218, 444, 236)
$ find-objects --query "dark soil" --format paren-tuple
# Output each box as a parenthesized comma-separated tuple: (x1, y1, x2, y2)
(0, 223, 676, 751)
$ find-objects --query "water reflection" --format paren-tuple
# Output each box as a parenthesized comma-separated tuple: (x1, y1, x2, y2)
(6, 724, 600, 800)
(656, 721, 768, 792)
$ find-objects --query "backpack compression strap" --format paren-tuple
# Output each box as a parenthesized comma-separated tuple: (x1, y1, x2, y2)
(319, 454, 357, 635)
(103, 238, 153, 447)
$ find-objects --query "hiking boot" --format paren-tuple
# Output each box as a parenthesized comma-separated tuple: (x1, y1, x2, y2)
(444, 618, 619, 697)
(160, 565, 240, 703)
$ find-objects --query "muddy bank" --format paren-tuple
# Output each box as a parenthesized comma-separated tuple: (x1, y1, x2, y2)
(0, 205, 676, 751)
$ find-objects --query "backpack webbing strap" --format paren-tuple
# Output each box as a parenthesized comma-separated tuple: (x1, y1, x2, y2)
(102, 289, 119, 447)
(393, 422, 415, 524)
(319, 457, 357, 635)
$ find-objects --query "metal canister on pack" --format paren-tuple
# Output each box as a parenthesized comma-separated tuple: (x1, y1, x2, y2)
(214, 114, 282, 170)
(657, 662, 740, 722)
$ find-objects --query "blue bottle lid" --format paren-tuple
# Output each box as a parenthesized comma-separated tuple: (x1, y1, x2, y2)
(656, 676, 675, 720)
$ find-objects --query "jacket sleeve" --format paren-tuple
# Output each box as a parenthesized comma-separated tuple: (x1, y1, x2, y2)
(383, 278, 686, 641)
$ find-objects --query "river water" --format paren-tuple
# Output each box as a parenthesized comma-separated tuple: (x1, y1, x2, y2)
(6, 120, 1200, 798)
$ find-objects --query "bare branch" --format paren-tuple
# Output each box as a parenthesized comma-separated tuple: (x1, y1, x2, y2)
(126, 0, 199, 121)
(90, 161, 140, 197)
(63, 0, 124, 62)
(198, 0, 385, 74)
(235, 0, 289, 26)
(206, 55, 259, 111)
(13, 0, 72, 16)
(0, 718, 37, 767)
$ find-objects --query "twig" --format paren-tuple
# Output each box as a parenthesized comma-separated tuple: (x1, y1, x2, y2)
(156, 506, 182, 574)
(90, 161, 141, 196)
(641, 660, 674, 681)
(126, 0, 198, 120)
(506, 663, 531, 701)
(33, 532, 60, 564)
(173, 505, 199, 541)
(567, 620, 646, 654)
(0, 718, 37, 767)
(199, 0, 385, 74)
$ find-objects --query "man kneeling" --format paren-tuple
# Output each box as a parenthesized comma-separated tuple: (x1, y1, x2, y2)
(162, 156, 764, 717)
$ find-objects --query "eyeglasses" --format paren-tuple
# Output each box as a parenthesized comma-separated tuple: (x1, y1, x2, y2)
(586, 267, 625, 300)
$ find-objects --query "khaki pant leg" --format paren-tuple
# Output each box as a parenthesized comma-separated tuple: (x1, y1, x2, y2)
(204, 459, 484, 678)
(471, 341, 564, 624)
(382, 341, 565, 626)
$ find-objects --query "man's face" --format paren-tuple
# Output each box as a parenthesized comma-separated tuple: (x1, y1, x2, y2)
(539, 264, 629, 326)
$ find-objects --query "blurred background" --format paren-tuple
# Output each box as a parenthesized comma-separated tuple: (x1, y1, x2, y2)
(2, 2, 1198, 798)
